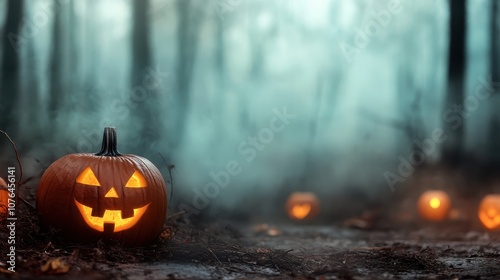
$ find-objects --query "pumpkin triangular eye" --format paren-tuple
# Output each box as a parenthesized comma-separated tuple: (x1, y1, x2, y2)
(125, 170, 147, 188)
(76, 167, 101, 186)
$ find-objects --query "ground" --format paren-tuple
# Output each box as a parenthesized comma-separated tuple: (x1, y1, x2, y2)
(1, 211, 499, 279)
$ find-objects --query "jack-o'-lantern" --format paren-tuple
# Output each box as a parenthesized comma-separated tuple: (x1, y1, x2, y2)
(285, 192, 319, 220)
(0, 177, 8, 220)
(417, 190, 451, 222)
(478, 194, 500, 230)
(36, 127, 167, 246)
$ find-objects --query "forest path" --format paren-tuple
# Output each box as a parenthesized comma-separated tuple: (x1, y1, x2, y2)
(91, 224, 500, 279)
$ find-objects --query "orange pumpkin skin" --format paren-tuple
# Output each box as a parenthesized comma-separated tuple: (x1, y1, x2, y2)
(478, 194, 500, 230)
(285, 192, 320, 220)
(36, 128, 167, 246)
(0, 177, 9, 220)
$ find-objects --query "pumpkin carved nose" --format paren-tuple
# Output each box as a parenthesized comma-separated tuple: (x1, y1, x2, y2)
(105, 187, 119, 198)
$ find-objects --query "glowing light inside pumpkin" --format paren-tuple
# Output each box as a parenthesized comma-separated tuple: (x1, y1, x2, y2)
(286, 192, 319, 220)
(76, 167, 101, 186)
(429, 198, 441, 209)
(104, 187, 119, 198)
(74, 199, 149, 232)
(291, 203, 312, 220)
(487, 207, 497, 217)
(418, 190, 451, 222)
(125, 170, 148, 188)
(478, 194, 500, 230)
(75, 168, 150, 231)
(479, 208, 500, 229)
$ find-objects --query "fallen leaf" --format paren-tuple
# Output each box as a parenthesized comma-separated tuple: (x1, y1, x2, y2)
(0, 267, 14, 274)
(256, 248, 271, 253)
(161, 227, 175, 240)
(344, 210, 379, 230)
(344, 218, 371, 229)
(41, 258, 70, 274)
(267, 226, 282, 236)
(253, 223, 269, 233)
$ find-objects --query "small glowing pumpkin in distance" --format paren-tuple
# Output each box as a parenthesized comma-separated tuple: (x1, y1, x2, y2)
(285, 192, 319, 220)
(478, 194, 500, 230)
(0, 177, 9, 220)
(36, 127, 167, 246)
(417, 190, 451, 221)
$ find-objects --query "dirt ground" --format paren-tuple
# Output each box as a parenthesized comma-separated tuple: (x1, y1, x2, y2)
(1, 210, 499, 279)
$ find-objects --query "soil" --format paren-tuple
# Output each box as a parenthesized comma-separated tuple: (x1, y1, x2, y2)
(0, 157, 498, 279)
(1, 208, 499, 279)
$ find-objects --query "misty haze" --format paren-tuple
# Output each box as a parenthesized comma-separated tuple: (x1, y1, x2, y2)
(0, 0, 498, 222)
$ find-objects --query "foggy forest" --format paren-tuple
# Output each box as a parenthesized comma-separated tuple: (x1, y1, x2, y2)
(0, 0, 499, 221)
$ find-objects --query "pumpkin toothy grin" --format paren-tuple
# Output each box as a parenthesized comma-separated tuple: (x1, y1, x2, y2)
(74, 199, 150, 232)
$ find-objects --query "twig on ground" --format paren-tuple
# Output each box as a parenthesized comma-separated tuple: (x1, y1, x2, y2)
(1, 130, 24, 206)
(207, 247, 222, 265)
(159, 152, 175, 207)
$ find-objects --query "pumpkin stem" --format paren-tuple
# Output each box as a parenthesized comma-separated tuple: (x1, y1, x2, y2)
(95, 127, 122, 156)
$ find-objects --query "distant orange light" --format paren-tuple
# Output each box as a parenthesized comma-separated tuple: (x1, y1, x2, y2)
(285, 192, 319, 221)
(291, 204, 312, 219)
(429, 198, 441, 209)
(478, 194, 500, 230)
(418, 190, 451, 221)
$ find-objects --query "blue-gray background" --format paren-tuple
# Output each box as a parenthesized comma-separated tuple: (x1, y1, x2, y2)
(0, 0, 498, 221)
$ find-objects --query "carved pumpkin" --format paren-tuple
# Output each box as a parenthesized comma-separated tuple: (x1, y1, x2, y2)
(417, 190, 451, 221)
(478, 194, 500, 230)
(285, 192, 319, 220)
(36, 127, 167, 246)
(0, 177, 8, 220)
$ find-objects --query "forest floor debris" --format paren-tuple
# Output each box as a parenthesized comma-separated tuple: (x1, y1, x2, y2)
(1, 207, 500, 279)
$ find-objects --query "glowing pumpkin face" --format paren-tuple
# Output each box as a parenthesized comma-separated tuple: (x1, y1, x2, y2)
(417, 190, 451, 222)
(478, 194, 500, 230)
(36, 127, 167, 246)
(285, 192, 320, 220)
(74, 167, 150, 232)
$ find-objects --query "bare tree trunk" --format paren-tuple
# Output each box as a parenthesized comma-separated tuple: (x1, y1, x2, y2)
(0, 0, 24, 136)
(79, 1, 100, 114)
(486, 0, 500, 165)
(23, 33, 42, 144)
(170, 0, 202, 148)
(68, 0, 79, 99)
(298, 77, 324, 188)
(131, 0, 151, 86)
(396, 55, 425, 154)
(442, 0, 466, 166)
(129, 0, 161, 154)
(213, 18, 226, 140)
(240, 13, 269, 131)
(49, 0, 65, 122)
(49, 0, 63, 119)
